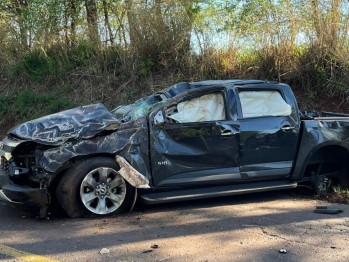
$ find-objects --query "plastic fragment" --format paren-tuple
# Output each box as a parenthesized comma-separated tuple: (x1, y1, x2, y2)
(100, 248, 110, 254)
(279, 248, 287, 253)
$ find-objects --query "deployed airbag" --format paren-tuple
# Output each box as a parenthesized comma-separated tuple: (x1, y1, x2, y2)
(239, 91, 291, 118)
(168, 93, 225, 123)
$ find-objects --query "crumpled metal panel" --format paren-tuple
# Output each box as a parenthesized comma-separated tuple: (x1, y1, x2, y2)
(291, 119, 349, 181)
(115, 155, 150, 188)
(9, 104, 120, 146)
(39, 123, 145, 172)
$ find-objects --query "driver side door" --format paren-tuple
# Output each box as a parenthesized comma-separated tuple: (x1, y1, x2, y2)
(148, 86, 241, 187)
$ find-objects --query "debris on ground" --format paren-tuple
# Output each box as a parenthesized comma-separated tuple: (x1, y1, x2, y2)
(142, 244, 160, 254)
(158, 256, 170, 261)
(314, 206, 343, 214)
(279, 248, 287, 253)
(99, 248, 110, 254)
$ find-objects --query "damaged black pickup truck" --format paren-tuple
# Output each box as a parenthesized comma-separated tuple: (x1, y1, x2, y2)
(1, 79, 349, 218)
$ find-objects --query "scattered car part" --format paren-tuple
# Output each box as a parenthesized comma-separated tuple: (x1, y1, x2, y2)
(115, 155, 150, 188)
(99, 248, 110, 254)
(314, 206, 343, 214)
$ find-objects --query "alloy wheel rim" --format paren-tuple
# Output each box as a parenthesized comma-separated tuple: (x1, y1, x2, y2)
(80, 167, 126, 215)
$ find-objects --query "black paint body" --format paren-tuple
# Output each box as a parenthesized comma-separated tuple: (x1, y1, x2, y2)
(1, 80, 349, 209)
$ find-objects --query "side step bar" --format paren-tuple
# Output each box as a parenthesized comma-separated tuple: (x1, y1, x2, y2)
(140, 181, 297, 204)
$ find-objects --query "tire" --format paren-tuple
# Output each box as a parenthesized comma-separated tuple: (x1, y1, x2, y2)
(56, 157, 135, 218)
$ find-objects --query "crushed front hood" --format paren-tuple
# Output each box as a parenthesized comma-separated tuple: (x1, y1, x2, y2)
(9, 104, 120, 145)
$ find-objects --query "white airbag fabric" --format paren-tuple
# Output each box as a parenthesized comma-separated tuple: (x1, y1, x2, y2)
(168, 93, 225, 123)
(239, 91, 291, 118)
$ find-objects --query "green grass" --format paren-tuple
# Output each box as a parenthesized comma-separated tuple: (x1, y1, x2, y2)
(0, 90, 75, 125)
(8, 50, 58, 82)
(332, 185, 349, 204)
(16, 90, 75, 121)
(8, 43, 100, 82)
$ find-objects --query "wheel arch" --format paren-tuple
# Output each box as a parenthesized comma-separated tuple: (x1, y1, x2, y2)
(48, 153, 115, 189)
(49, 153, 150, 191)
(292, 142, 349, 182)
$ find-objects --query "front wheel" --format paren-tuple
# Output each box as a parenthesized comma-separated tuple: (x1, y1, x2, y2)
(56, 157, 135, 218)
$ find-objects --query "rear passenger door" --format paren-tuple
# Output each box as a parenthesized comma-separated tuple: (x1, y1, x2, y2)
(238, 87, 300, 179)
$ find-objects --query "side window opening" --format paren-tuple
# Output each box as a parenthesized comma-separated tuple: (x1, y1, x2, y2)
(238, 90, 292, 118)
(166, 92, 226, 123)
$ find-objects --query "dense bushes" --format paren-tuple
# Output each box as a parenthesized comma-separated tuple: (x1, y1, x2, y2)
(1, 40, 349, 126)
(1, 1, 349, 125)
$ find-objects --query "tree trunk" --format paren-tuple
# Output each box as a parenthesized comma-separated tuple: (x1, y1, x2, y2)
(85, 0, 100, 46)
(329, 0, 342, 49)
(103, 0, 114, 44)
(70, 0, 78, 46)
(125, 0, 138, 47)
(180, 1, 193, 54)
(109, 4, 128, 46)
(310, 0, 323, 44)
(13, 0, 28, 50)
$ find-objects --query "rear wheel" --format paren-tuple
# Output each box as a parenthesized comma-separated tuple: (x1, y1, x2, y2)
(56, 157, 135, 218)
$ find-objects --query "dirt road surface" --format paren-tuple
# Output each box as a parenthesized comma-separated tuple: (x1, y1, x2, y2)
(0, 190, 348, 262)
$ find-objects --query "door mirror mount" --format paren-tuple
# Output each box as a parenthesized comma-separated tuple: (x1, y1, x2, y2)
(154, 110, 165, 124)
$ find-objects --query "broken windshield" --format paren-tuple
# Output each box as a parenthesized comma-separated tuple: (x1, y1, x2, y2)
(111, 94, 167, 122)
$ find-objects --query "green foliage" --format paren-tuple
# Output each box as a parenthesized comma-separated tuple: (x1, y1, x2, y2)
(15, 90, 75, 121)
(140, 59, 154, 76)
(332, 185, 349, 204)
(313, 64, 328, 87)
(9, 50, 58, 81)
(0, 96, 14, 126)
(0, 90, 75, 125)
(69, 43, 98, 67)
(8, 42, 101, 81)
(1, 0, 349, 125)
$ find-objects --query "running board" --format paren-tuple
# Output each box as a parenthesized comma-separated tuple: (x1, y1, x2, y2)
(140, 181, 297, 204)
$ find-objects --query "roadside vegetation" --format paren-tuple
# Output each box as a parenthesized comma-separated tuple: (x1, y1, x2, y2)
(298, 186, 349, 204)
(1, 0, 349, 126)
(320, 186, 349, 204)
(1, 0, 349, 204)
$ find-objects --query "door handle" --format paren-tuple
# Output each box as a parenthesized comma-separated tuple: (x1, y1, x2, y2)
(281, 126, 296, 131)
(221, 131, 235, 136)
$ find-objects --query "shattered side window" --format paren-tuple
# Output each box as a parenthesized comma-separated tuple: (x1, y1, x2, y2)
(112, 95, 167, 122)
(239, 90, 291, 118)
(167, 92, 226, 123)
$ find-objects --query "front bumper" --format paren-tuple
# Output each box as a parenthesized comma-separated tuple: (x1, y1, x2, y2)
(0, 169, 49, 207)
